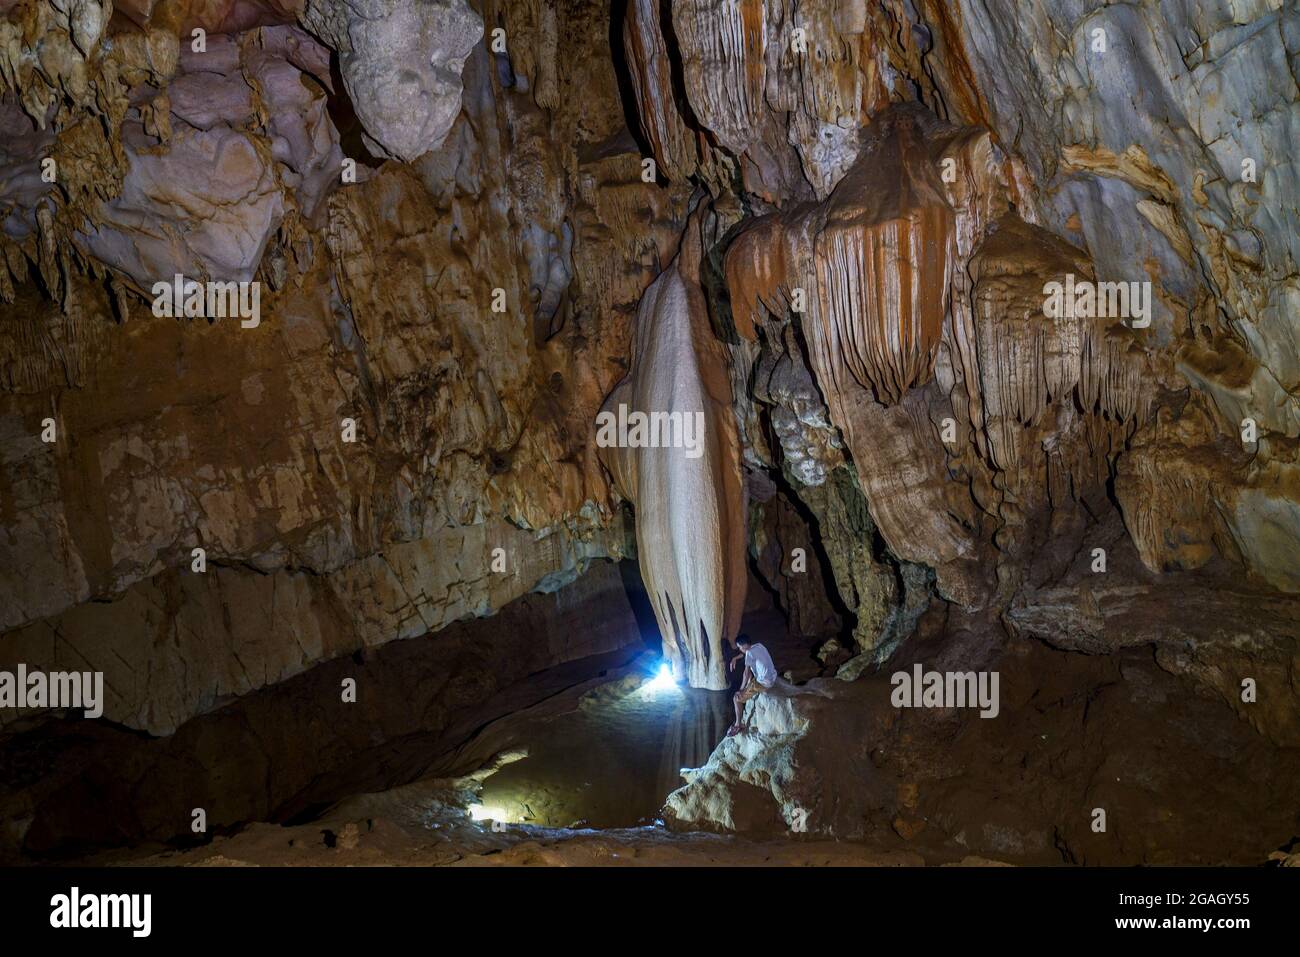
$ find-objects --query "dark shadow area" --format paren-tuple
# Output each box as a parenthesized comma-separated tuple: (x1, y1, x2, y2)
(618, 558, 662, 652)
(607, 0, 656, 162)
(325, 51, 383, 168)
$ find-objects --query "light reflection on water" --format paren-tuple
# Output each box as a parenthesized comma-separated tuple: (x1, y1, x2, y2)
(655, 687, 732, 801)
(474, 677, 733, 829)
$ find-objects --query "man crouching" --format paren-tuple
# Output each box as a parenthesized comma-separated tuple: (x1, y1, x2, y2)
(727, 634, 777, 737)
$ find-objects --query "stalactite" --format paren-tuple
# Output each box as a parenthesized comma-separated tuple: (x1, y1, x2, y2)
(723, 213, 790, 342)
(965, 215, 1090, 476)
(727, 104, 963, 405)
(672, 0, 766, 156)
(811, 208, 953, 404)
(621, 0, 700, 183)
(596, 211, 746, 690)
(722, 105, 995, 604)
(721, 102, 1178, 600)
(1078, 324, 1151, 427)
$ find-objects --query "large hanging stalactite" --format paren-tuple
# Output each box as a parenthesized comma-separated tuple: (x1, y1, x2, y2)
(596, 209, 746, 690)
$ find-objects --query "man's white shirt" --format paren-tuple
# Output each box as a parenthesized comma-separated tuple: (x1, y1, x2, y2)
(745, 644, 778, 687)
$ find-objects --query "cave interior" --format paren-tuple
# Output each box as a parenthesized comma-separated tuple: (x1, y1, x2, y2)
(0, 0, 1298, 868)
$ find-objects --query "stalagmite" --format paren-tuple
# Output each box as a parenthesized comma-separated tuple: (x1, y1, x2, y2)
(597, 212, 746, 690)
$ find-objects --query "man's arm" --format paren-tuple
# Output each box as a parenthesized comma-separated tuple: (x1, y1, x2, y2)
(728, 650, 745, 673)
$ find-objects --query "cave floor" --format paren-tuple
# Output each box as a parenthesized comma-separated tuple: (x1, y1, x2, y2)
(105, 647, 917, 867)
(111, 761, 946, 868)
(117, 786, 939, 868)
(101, 633, 960, 867)
(462, 606, 826, 829)
(470, 675, 732, 829)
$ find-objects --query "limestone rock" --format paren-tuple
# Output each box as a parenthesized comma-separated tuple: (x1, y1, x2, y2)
(747, 478, 843, 641)
(1115, 395, 1244, 574)
(724, 107, 989, 603)
(1006, 522, 1300, 747)
(0, 103, 56, 245)
(621, 0, 703, 183)
(0, 559, 643, 859)
(300, 0, 481, 162)
(0, 0, 1298, 870)
(671, 0, 766, 157)
(664, 680, 822, 833)
(79, 123, 286, 287)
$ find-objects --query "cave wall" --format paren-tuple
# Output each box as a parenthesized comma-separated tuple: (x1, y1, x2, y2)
(0, 0, 693, 730)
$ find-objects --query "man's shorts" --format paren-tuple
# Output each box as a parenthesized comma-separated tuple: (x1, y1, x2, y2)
(736, 680, 773, 704)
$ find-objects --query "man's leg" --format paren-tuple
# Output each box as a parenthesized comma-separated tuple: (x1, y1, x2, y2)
(729, 681, 754, 735)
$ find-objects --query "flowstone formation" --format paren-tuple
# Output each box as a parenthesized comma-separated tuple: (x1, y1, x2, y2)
(616, 0, 1299, 609)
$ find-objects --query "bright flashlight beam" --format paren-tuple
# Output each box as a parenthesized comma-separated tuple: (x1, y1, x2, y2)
(469, 804, 508, 822)
(643, 662, 679, 695)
